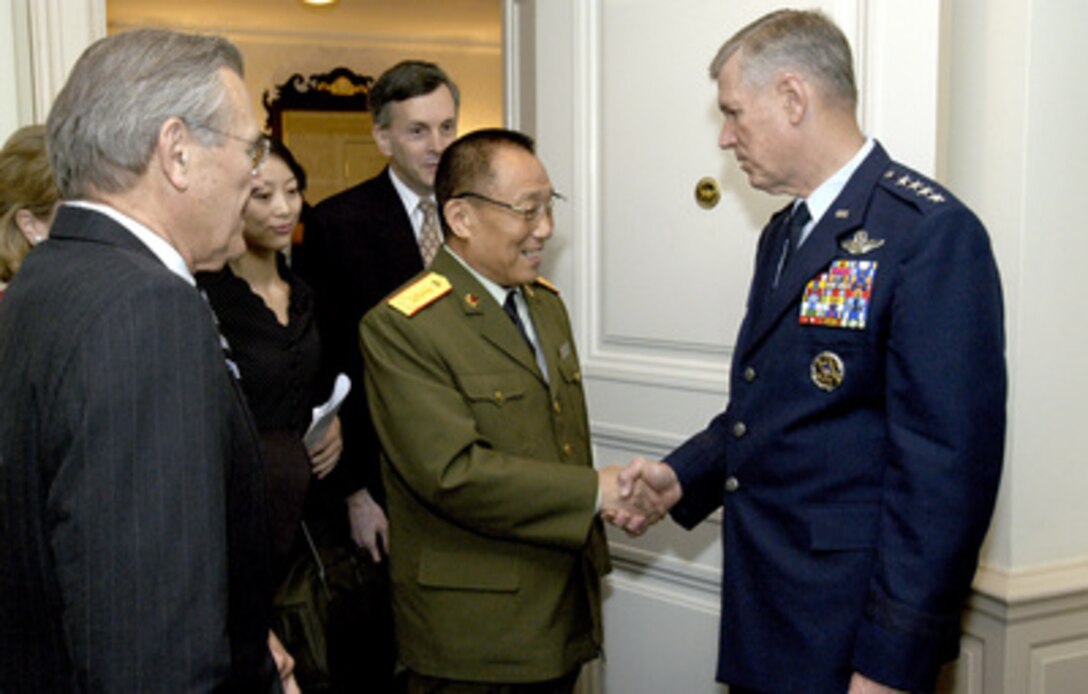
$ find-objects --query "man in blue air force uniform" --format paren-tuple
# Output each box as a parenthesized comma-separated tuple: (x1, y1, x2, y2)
(617, 9, 1006, 693)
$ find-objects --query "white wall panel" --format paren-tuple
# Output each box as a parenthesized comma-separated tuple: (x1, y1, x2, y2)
(600, 572, 726, 693)
(1031, 636, 1088, 693)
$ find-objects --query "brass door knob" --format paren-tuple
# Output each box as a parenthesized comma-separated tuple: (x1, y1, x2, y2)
(695, 176, 721, 209)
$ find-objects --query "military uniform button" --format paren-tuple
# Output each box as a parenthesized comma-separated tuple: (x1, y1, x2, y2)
(732, 421, 747, 438)
(725, 476, 740, 493)
(562, 443, 573, 458)
(743, 366, 757, 383)
(553, 400, 562, 414)
(494, 390, 504, 403)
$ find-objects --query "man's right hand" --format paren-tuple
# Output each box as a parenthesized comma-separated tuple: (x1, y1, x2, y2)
(598, 459, 682, 536)
(604, 458, 683, 536)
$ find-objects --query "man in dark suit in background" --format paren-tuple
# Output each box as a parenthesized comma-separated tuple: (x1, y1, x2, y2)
(295, 60, 460, 560)
(616, 9, 1006, 694)
(0, 29, 290, 692)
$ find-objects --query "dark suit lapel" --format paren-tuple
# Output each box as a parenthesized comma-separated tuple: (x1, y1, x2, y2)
(740, 144, 890, 360)
(433, 251, 543, 378)
(372, 168, 425, 276)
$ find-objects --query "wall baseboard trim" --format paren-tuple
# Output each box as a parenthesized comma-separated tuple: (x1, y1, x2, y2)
(974, 557, 1088, 605)
(613, 541, 1088, 615)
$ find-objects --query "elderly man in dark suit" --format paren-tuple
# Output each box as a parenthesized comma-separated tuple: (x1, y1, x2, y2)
(617, 9, 1006, 694)
(0, 29, 290, 692)
(362, 129, 672, 693)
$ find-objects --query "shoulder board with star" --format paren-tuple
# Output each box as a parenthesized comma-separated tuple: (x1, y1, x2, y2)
(880, 167, 952, 208)
(387, 272, 452, 317)
(534, 276, 560, 294)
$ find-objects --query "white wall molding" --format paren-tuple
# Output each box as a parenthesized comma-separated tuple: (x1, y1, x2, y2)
(609, 544, 722, 602)
(572, 0, 599, 365)
(592, 422, 687, 460)
(502, 0, 532, 132)
(974, 558, 1088, 608)
(585, 359, 727, 396)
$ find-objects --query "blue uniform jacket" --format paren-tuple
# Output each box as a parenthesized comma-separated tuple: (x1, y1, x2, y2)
(667, 142, 1006, 692)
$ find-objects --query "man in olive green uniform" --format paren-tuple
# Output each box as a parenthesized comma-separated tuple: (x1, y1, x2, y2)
(362, 129, 658, 692)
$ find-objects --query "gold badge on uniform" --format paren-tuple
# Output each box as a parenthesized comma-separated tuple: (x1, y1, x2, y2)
(810, 351, 845, 392)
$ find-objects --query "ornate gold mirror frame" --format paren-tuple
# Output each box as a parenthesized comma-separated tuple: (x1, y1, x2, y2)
(263, 67, 385, 204)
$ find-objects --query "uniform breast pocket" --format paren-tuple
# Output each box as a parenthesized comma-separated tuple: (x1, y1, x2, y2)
(459, 372, 527, 409)
(800, 329, 882, 398)
(457, 372, 536, 447)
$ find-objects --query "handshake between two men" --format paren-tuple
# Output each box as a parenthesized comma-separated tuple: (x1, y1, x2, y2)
(598, 458, 683, 536)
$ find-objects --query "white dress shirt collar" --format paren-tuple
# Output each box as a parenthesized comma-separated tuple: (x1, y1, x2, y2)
(796, 137, 874, 246)
(64, 200, 195, 285)
(387, 167, 434, 239)
(444, 246, 511, 310)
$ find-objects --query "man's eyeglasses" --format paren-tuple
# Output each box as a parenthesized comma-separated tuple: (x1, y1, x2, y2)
(451, 190, 565, 224)
(193, 124, 271, 174)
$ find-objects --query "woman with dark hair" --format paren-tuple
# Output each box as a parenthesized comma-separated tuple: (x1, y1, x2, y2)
(198, 139, 368, 692)
(200, 137, 338, 562)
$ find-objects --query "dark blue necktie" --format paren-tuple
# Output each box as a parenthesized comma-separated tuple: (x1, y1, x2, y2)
(503, 290, 534, 353)
(775, 201, 811, 287)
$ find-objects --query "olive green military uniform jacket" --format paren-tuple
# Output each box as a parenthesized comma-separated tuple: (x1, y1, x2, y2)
(361, 247, 610, 683)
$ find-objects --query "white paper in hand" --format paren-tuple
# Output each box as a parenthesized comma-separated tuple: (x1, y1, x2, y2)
(303, 373, 351, 450)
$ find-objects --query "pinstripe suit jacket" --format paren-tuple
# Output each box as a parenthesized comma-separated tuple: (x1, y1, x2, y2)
(0, 206, 279, 692)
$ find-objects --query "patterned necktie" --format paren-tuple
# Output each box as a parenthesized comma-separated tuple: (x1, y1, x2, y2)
(775, 201, 811, 287)
(418, 198, 441, 266)
(503, 289, 534, 353)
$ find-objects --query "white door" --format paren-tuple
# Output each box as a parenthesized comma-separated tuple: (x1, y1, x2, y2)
(504, 1, 941, 692)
